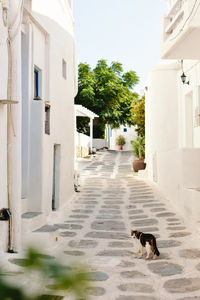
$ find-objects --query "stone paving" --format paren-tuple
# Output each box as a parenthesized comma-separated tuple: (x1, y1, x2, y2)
(59, 151, 200, 300)
(53, 151, 200, 300)
(8, 151, 200, 299)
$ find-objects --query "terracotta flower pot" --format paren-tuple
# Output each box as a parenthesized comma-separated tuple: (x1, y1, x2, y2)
(119, 145, 123, 150)
(133, 159, 146, 172)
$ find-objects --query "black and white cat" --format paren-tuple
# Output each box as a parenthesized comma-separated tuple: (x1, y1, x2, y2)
(131, 230, 160, 260)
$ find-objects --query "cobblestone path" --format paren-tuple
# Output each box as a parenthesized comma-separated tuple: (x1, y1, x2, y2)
(61, 151, 200, 300)
(9, 151, 200, 300)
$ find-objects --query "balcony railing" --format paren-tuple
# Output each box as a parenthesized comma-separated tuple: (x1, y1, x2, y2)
(164, 0, 186, 40)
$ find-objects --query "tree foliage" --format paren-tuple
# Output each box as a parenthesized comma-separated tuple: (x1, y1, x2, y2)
(75, 60, 139, 138)
(130, 96, 145, 137)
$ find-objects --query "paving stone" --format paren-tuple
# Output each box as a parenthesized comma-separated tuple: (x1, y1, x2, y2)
(22, 212, 42, 219)
(96, 215, 122, 220)
(116, 296, 157, 300)
(65, 220, 85, 223)
(85, 271, 109, 281)
(99, 209, 121, 215)
(131, 196, 154, 200)
(167, 218, 180, 222)
(157, 252, 170, 260)
(86, 231, 129, 240)
(131, 219, 158, 227)
(9, 254, 55, 266)
(128, 209, 144, 215)
(59, 231, 77, 237)
(156, 212, 176, 217)
(101, 205, 121, 209)
(166, 226, 186, 231)
(118, 260, 135, 268)
(83, 194, 101, 197)
(97, 250, 134, 257)
(120, 270, 146, 279)
(108, 241, 133, 248)
(143, 203, 165, 207)
(148, 261, 183, 276)
(169, 232, 191, 238)
(34, 225, 58, 232)
(150, 208, 166, 212)
(129, 215, 148, 220)
(86, 286, 106, 296)
(77, 201, 98, 204)
(104, 200, 124, 204)
(63, 250, 85, 256)
(179, 249, 200, 259)
(85, 205, 96, 209)
(136, 227, 159, 232)
(69, 214, 90, 219)
(72, 209, 93, 214)
(130, 200, 155, 204)
(177, 297, 200, 300)
(118, 283, 154, 293)
(55, 223, 83, 230)
(157, 240, 181, 248)
(126, 205, 137, 209)
(91, 220, 125, 231)
(68, 239, 98, 248)
(164, 278, 200, 293)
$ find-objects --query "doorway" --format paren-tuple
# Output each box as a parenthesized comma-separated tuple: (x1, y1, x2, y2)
(52, 144, 61, 210)
(185, 92, 193, 147)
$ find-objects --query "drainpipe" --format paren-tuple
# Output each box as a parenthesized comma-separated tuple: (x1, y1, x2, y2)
(5, 0, 23, 252)
(1, 0, 14, 253)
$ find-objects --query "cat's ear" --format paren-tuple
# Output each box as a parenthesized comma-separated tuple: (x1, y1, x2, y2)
(130, 230, 134, 236)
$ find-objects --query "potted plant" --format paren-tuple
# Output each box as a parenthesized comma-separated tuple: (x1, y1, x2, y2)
(116, 135, 126, 150)
(130, 136, 146, 172)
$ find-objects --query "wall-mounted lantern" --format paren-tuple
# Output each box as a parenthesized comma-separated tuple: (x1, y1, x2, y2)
(180, 60, 189, 85)
(0, 208, 11, 221)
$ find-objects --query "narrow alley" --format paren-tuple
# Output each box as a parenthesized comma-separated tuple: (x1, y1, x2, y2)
(7, 151, 200, 300)
(59, 151, 200, 300)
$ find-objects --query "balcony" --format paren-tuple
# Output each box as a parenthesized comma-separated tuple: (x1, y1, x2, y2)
(162, 0, 200, 59)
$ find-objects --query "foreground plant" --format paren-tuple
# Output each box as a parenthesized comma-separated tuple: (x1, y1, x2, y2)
(0, 248, 90, 300)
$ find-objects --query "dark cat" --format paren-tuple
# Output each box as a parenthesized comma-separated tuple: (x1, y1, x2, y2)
(131, 230, 160, 259)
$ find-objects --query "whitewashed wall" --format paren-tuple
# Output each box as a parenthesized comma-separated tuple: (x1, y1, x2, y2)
(146, 61, 200, 223)
(93, 139, 108, 149)
(75, 132, 90, 148)
(21, 0, 75, 222)
(110, 125, 137, 151)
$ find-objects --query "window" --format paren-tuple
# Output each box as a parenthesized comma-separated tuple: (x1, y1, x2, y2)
(45, 104, 50, 135)
(123, 128, 127, 132)
(34, 67, 41, 100)
(62, 59, 67, 79)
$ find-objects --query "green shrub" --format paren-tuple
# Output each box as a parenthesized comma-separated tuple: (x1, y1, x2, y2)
(116, 135, 126, 146)
(131, 136, 145, 160)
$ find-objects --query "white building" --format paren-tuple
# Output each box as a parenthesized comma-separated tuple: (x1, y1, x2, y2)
(145, 0, 200, 223)
(109, 125, 137, 151)
(75, 104, 98, 157)
(0, 0, 76, 252)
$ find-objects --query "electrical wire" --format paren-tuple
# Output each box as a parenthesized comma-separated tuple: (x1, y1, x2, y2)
(169, 0, 199, 41)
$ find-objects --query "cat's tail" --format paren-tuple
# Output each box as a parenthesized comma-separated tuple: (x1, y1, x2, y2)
(153, 237, 160, 256)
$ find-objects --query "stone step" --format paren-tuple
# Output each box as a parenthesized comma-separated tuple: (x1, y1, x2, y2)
(21, 212, 45, 234)
(22, 223, 60, 250)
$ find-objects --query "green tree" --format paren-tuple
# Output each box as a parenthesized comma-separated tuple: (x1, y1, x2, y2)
(75, 60, 139, 138)
(130, 96, 145, 137)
